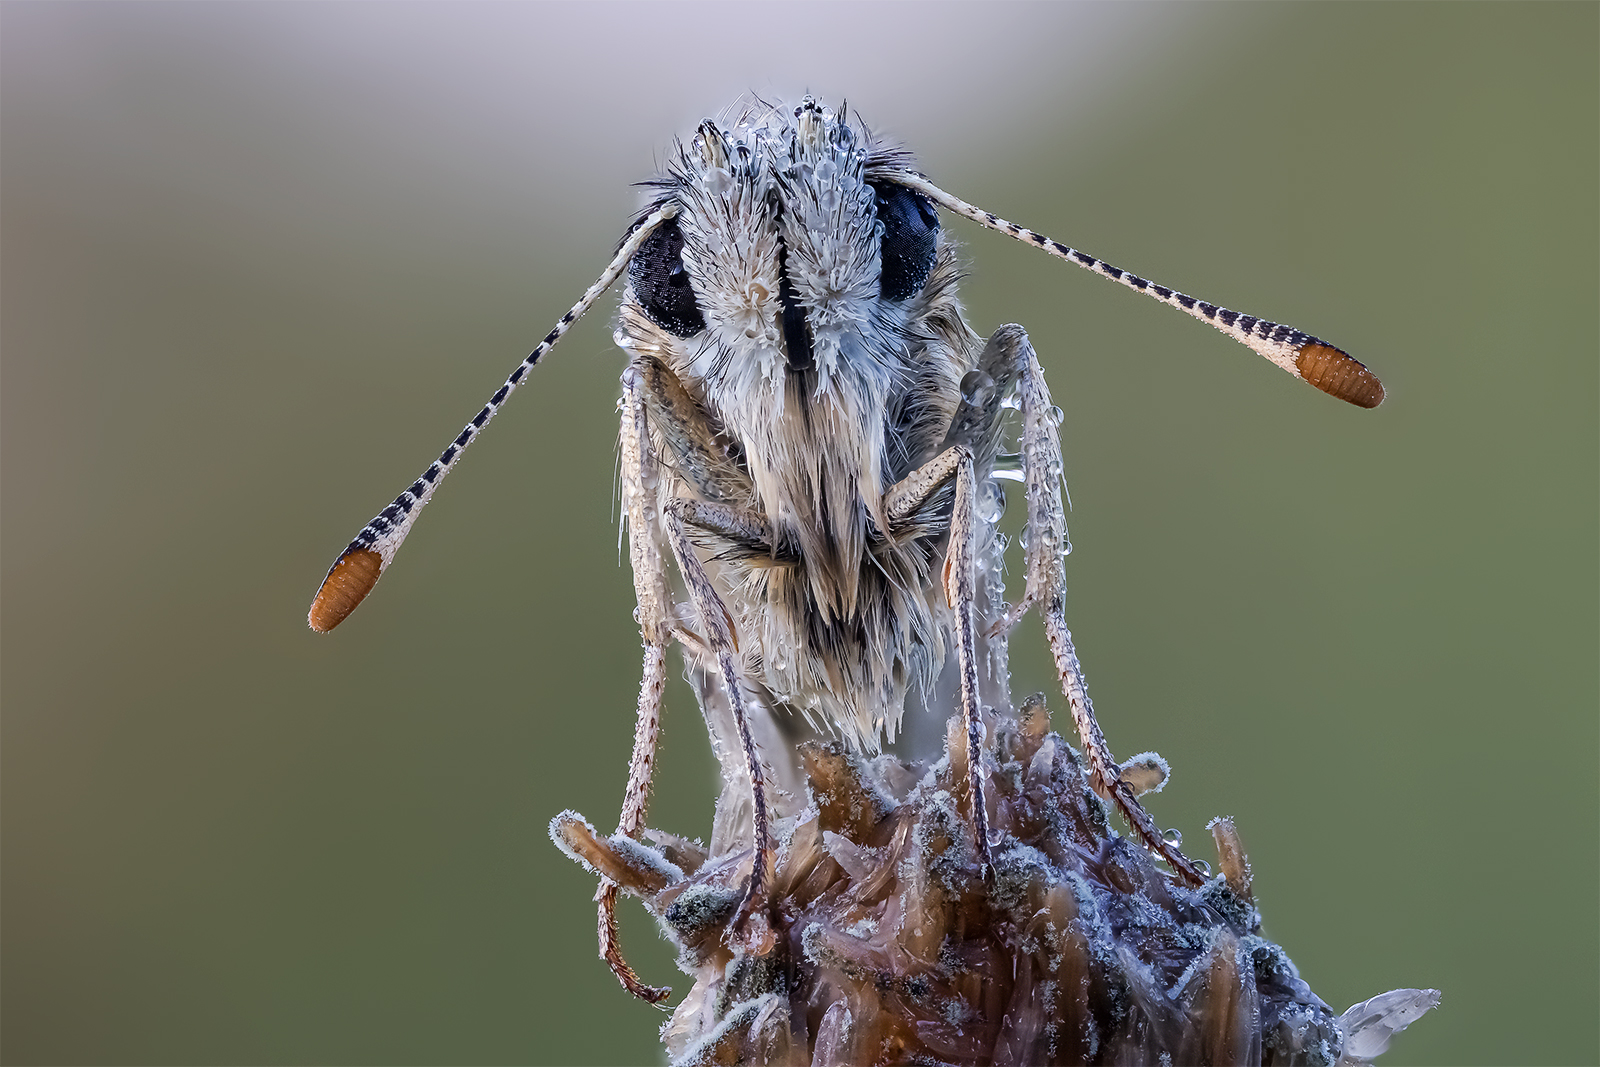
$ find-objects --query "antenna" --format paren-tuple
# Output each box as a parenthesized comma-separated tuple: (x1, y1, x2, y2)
(307, 204, 681, 632)
(892, 172, 1384, 409)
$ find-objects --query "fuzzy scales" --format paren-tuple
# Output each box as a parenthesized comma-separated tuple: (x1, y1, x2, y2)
(622, 99, 975, 750)
(553, 695, 1438, 1066)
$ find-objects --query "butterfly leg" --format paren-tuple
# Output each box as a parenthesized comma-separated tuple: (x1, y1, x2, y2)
(626, 355, 778, 935)
(590, 362, 679, 1003)
(986, 325, 1206, 886)
(663, 497, 775, 930)
(884, 443, 989, 864)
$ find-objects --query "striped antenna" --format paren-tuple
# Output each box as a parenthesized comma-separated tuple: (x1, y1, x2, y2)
(307, 204, 680, 633)
(892, 172, 1384, 409)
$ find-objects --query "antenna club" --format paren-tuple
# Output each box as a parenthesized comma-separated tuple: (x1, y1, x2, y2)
(1294, 341, 1386, 408)
(307, 548, 382, 632)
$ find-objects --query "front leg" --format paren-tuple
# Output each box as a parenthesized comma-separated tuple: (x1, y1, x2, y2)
(593, 362, 676, 1004)
(981, 325, 1206, 887)
(663, 497, 775, 930)
(884, 444, 991, 865)
(672, 497, 793, 564)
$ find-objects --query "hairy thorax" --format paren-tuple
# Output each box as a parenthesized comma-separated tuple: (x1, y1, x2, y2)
(609, 98, 982, 751)
(617, 251, 973, 751)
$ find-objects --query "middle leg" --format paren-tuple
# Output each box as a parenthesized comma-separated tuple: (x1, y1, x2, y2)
(980, 325, 1206, 886)
(884, 443, 991, 864)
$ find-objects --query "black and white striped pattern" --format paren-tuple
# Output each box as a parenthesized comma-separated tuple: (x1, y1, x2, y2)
(320, 205, 681, 590)
(889, 172, 1370, 395)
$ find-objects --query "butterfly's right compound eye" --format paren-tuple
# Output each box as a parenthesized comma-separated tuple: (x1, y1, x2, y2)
(871, 182, 940, 302)
(628, 217, 706, 338)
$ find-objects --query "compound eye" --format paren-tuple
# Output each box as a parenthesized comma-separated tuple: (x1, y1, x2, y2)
(871, 182, 939, 301)
(628, 217, 706, 338)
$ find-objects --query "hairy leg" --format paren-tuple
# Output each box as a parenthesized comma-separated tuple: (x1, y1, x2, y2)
(594, 362, 676, 1004)
(664, 498, 774, 924)
(631, 354, 781, 935)
(883, 444, 990, 864)
(986, 325, 1205, 886)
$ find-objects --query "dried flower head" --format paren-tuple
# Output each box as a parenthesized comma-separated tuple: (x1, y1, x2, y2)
(554, 697, 1436, 1065)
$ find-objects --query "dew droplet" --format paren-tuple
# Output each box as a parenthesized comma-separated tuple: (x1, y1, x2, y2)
(1196, 860, 1213, 877)
(1048, 405, 1064, 426)
(978, 481, 1006, 523)
(1162, 828, 1182, 847)
(959, 369, 995, 407)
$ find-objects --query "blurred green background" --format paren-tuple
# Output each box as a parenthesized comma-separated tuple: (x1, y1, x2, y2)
(3, 3, 1594, 1064)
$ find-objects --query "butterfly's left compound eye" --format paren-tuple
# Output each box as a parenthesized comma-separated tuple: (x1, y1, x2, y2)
(628, 217, 706, 338)
(871, 182, 940, 301)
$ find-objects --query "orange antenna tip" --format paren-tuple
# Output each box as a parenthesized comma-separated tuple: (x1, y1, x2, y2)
(1294, 342, 1385, 408)
(308, 548, 383, 632)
